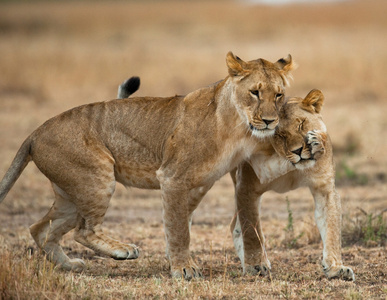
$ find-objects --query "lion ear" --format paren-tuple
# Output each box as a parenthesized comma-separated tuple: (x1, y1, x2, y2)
(302, 89, 324, 113)
(226, 52, 248, 77)
(274, 54, 297, 87)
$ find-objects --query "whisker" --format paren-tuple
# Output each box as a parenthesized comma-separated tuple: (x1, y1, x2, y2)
(234, 120, 246, 131)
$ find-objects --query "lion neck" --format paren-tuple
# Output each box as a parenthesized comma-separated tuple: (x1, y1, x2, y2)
(209, 78, 264, 167)
(213, 77, 250, 140)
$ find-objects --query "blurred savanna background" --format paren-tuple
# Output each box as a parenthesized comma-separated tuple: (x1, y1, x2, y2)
(0, 0, 386, 299)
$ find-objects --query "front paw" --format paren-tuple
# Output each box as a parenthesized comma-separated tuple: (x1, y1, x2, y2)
(171, 258, 202, 280)
(306, 130, 326, 160)
(324, 265, 355, 281)
(245, 263, 271, 276)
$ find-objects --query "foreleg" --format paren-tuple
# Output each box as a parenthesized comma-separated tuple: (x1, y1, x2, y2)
(312, 187, 355, 281)
(231, 162, 271, 275)
(160, 183, 201, 280)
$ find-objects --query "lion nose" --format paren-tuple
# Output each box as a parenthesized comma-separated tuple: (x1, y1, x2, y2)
(291, 147, 303, 156)
(262, 119, 275, 126)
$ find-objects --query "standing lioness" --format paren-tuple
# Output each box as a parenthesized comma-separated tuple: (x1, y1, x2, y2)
(0, 52, 295, 280)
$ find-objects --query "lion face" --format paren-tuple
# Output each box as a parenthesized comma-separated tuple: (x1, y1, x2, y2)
(226, 52, 296, 138)
(273, 89, 327, 170)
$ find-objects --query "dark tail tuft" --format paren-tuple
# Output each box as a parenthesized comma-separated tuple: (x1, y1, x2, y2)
(117, 76, 141, 99)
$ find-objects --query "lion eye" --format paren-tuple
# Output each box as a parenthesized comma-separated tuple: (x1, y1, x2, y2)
(276, 93, 283, 100)
(298, 119, 306, 131)
(250, 90, 260, 97)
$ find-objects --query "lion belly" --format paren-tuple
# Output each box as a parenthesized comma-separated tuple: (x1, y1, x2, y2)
(108, 139, 162, 189)
(114, 160, 160, 189)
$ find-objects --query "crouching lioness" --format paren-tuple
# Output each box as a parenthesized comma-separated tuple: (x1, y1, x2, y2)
(231, 89, 355, 281)
(0, 52, 295, 280)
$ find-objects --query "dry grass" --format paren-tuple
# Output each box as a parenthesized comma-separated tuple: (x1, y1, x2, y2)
(0, 0, 387, 299)
(1, 215, 387, 299)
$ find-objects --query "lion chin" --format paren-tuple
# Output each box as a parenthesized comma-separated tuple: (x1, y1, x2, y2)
(293, 159, 316, 170)
(249, 124, 275, 139)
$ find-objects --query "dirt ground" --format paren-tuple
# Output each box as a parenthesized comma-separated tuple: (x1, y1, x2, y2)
(0, 0, 386, 299)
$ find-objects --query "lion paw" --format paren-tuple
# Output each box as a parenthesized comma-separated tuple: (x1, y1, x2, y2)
(111, 244, 139, 260)
(306, 130, 326, 159)
(171, 260, 202, 280)
(59, 258, 86, 272)
(324, 265, 355, 281)
(245, 263, 271, 276)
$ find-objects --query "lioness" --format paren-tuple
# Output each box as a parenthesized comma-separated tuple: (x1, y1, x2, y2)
(231, 89, 355, 281)
(0, 52, 295, 280)
(120, 78, 354, 281)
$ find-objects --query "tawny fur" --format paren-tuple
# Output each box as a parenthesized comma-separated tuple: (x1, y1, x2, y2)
(230, 89, 355, 281)
(0, 52, 295, 280)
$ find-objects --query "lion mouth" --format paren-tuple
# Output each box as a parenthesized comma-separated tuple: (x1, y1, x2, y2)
(249, 123, 275, 138)
(292, 158, 316, 170)
(249, 123, 266, 132)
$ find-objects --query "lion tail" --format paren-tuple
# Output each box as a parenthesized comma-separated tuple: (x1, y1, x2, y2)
(117, 76, 141, 99)
(0, 137, 32, 204)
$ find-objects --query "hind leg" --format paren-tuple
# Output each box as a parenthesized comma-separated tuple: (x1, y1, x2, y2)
(73, 178, 139, 260)
(30, 184, 85, 271)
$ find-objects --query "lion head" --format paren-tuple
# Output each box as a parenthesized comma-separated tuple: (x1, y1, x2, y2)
(226, 52, 296, 138)
(272, 89, 327, 170)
